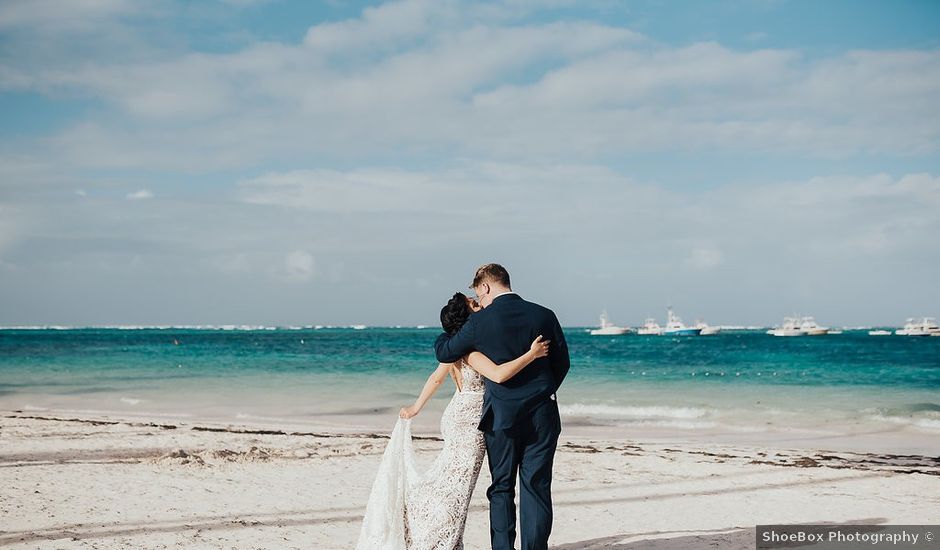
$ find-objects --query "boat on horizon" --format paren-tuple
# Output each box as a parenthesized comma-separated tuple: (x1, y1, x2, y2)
(693, 319, 721, 336)
(766, 316, 831, 336)
(799, 316, 830, 336)
(768, 317, 804, 337)
(637, 317, 664, 336)
(589, 311, 632, 336)
(868, 329, 892, 336)
(896, 317, 940, 336)
(663, 307, 702, 336)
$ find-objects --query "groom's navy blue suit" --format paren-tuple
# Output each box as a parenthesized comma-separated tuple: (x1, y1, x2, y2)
(435, 293, 569, 550)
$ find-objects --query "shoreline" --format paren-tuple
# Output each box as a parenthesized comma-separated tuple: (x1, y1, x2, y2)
(4, 403, 939, 456)
(5, 410, 939, 474)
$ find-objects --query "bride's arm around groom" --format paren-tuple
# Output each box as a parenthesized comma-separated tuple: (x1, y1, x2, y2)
(433, 263, 570, 550)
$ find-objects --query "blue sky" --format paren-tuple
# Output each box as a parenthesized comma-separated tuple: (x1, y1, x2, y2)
(1, 0, 938, 327)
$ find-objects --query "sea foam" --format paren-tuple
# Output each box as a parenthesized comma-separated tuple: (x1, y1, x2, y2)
(559, 403, 712, 419)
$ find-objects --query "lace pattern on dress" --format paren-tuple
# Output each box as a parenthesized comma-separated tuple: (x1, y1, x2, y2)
(356, 362, 486, 550)
(404, 362, 486, 550)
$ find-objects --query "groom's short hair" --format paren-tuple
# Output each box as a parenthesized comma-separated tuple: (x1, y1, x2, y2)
(471, 263, 511, 289)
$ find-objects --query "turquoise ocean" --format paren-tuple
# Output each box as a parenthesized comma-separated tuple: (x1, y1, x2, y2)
(2, 327, 938, 452)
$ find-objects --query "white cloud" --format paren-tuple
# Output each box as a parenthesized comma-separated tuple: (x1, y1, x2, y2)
(1, 0, 939, 324)
(218, 0, 273, 7)
(126, 189, 154, 200)
(2, 161, 938, 324)
(237, 164, 940, 267)
(684, 247, 724, 271)
(238, 168, 458, 212)
(204, 252, 252, 274)
(280, 250, 316, 282)
(0, 203, 25, 259)
(475, 43, 797, 109)
(303, 0, 446, 53)
(4, 1, 935, 170)
(0, 0, 141, 29)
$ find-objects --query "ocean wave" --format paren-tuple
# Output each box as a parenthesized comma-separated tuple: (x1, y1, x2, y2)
(34, 407, 194, 418)
(234, 412, 300, 422)
(866, 403, 940, 431)
(0, 325, 75, 330)
(120, 397, 142, 405)
(897, 402, 940, 413)
(914, 418, 940, 429)
(559, 403, 712, 419)
(638, 419, 718, 429)
(868, 414, 940, 430)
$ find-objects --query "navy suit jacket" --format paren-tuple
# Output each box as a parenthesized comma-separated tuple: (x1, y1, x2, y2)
(434, 293, 569, 431)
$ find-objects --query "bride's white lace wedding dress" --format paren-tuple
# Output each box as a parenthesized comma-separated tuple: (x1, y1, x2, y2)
(356, 362, 486, 550)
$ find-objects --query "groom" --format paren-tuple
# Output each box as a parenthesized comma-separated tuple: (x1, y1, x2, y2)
(435, 263, 569, 550)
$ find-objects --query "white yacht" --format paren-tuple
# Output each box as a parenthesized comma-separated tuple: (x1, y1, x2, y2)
(768, 317, 804, 337)
(868, 329, 892, 336)
(895, 319, 916, 336)
(917, 318, 939, 335)
(799, 316, 829, 336)
(693, 320, 721, 336)
(663, 307, 702, 336)
(589, 311, 632, 336)
(896, 317, 940, 336)
(637, 318, 664, 336)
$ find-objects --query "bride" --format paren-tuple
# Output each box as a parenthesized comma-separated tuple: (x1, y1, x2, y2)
(356, 292, 550, 550)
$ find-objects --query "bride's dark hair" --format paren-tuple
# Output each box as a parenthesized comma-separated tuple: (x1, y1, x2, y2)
(440, 292, 472, 335)
(440, 292, 473, 391)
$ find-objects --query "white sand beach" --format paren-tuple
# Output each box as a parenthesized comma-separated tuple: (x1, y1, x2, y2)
(1, 411, 938, 549)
